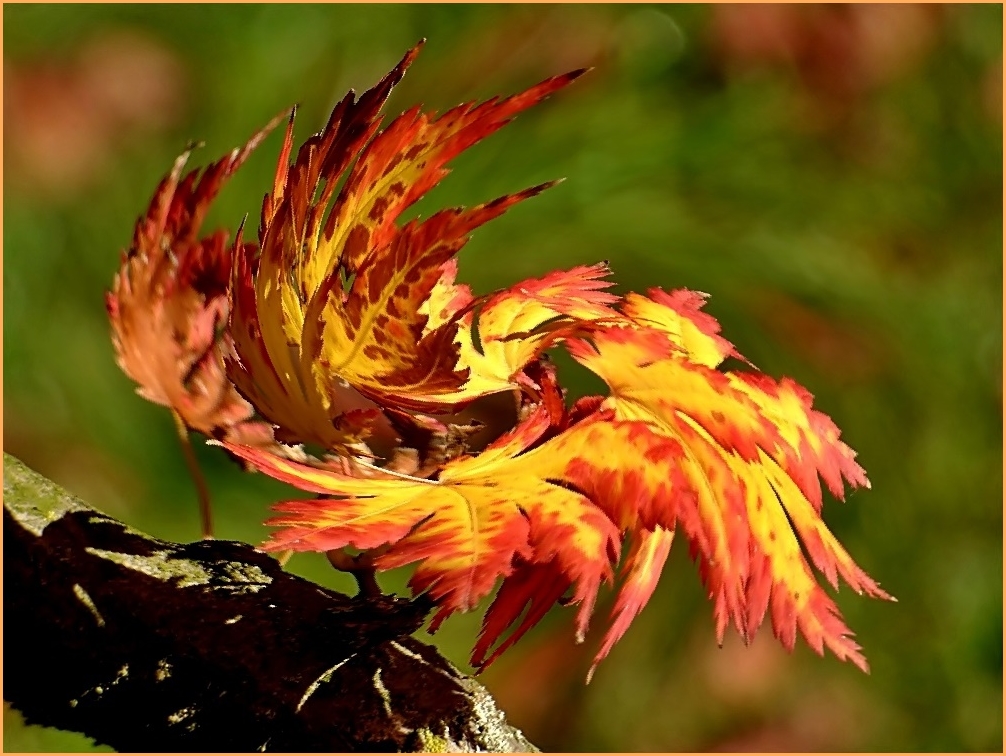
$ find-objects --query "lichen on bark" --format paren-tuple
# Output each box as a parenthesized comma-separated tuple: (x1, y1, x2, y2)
(3, 452, 536, 752)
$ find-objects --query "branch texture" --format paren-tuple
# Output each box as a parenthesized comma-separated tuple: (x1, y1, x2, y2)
(3, 452, 536, 752)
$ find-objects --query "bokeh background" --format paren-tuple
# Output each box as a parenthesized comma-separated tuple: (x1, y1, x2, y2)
(4, 4, 1002, 752)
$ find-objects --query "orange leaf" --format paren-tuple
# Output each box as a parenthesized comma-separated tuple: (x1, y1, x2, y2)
(135, 43, 890, 682)
(563, 297, 891, 671)
(588, 526, 675, 682)
(107, 116, 282, 443)
(227, 48, 418, 453)
(226, 276, 890, 677)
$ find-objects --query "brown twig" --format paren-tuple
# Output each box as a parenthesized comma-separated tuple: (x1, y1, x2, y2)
(3, 451, 537, 752)
(326, 548, 386, 598)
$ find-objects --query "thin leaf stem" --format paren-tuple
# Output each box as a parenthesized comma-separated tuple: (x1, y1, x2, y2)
(171, 409, 214, 540)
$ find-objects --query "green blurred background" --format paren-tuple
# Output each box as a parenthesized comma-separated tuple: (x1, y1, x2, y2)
(4, 4, 1002, 751)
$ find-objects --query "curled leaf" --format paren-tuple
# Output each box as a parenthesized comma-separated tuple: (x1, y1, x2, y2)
(228, 44, 586, 460)
(107, 118, 282, 444)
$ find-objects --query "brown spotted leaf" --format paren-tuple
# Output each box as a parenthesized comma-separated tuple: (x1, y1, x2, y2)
(229, 43, 585, 455)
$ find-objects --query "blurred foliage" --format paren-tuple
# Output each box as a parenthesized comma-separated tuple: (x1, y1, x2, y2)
(3, 4, 1002, 752)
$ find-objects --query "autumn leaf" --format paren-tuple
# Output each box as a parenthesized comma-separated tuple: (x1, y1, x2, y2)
(110, 41, 889, 679)
(559, 291, 891, 672)
(223, 401, 620, 645)
(107, 118, 285, 537)
(231, 287, 890, 674)
(107, 119, 280, 445)
(228, 42, 587, 460)
(439, 262, 623, 403)
(227, 54, 415, 455)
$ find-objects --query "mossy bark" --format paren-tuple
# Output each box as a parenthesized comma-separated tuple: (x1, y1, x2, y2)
(3, 452, 537, 753)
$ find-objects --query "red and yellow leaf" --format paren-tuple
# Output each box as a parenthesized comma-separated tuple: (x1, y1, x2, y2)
(228, 279, 889, 677)
(228, 44, 587, 453)
(227, 51, 415, 452)
(111, 42, 888, 683)
(304, 184, 560, 408)
(421, 262, 623, 406)
(224, 402, 620, 640)
(561, 297, 890, 671)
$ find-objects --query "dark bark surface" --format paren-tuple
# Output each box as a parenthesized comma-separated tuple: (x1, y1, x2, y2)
(3, 452, 537, 752)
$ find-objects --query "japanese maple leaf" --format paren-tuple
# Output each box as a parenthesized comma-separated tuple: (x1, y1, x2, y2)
(557, 290, 892, 674)
(107, 120, 280, 446)
(206, 45, 890, 680)
(228, 288, 890, 679)
(227, 42, 591, 461)
(224, 401, 620, 642)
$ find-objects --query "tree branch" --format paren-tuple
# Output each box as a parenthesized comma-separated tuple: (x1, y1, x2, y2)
(3, 452, 537, 752)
